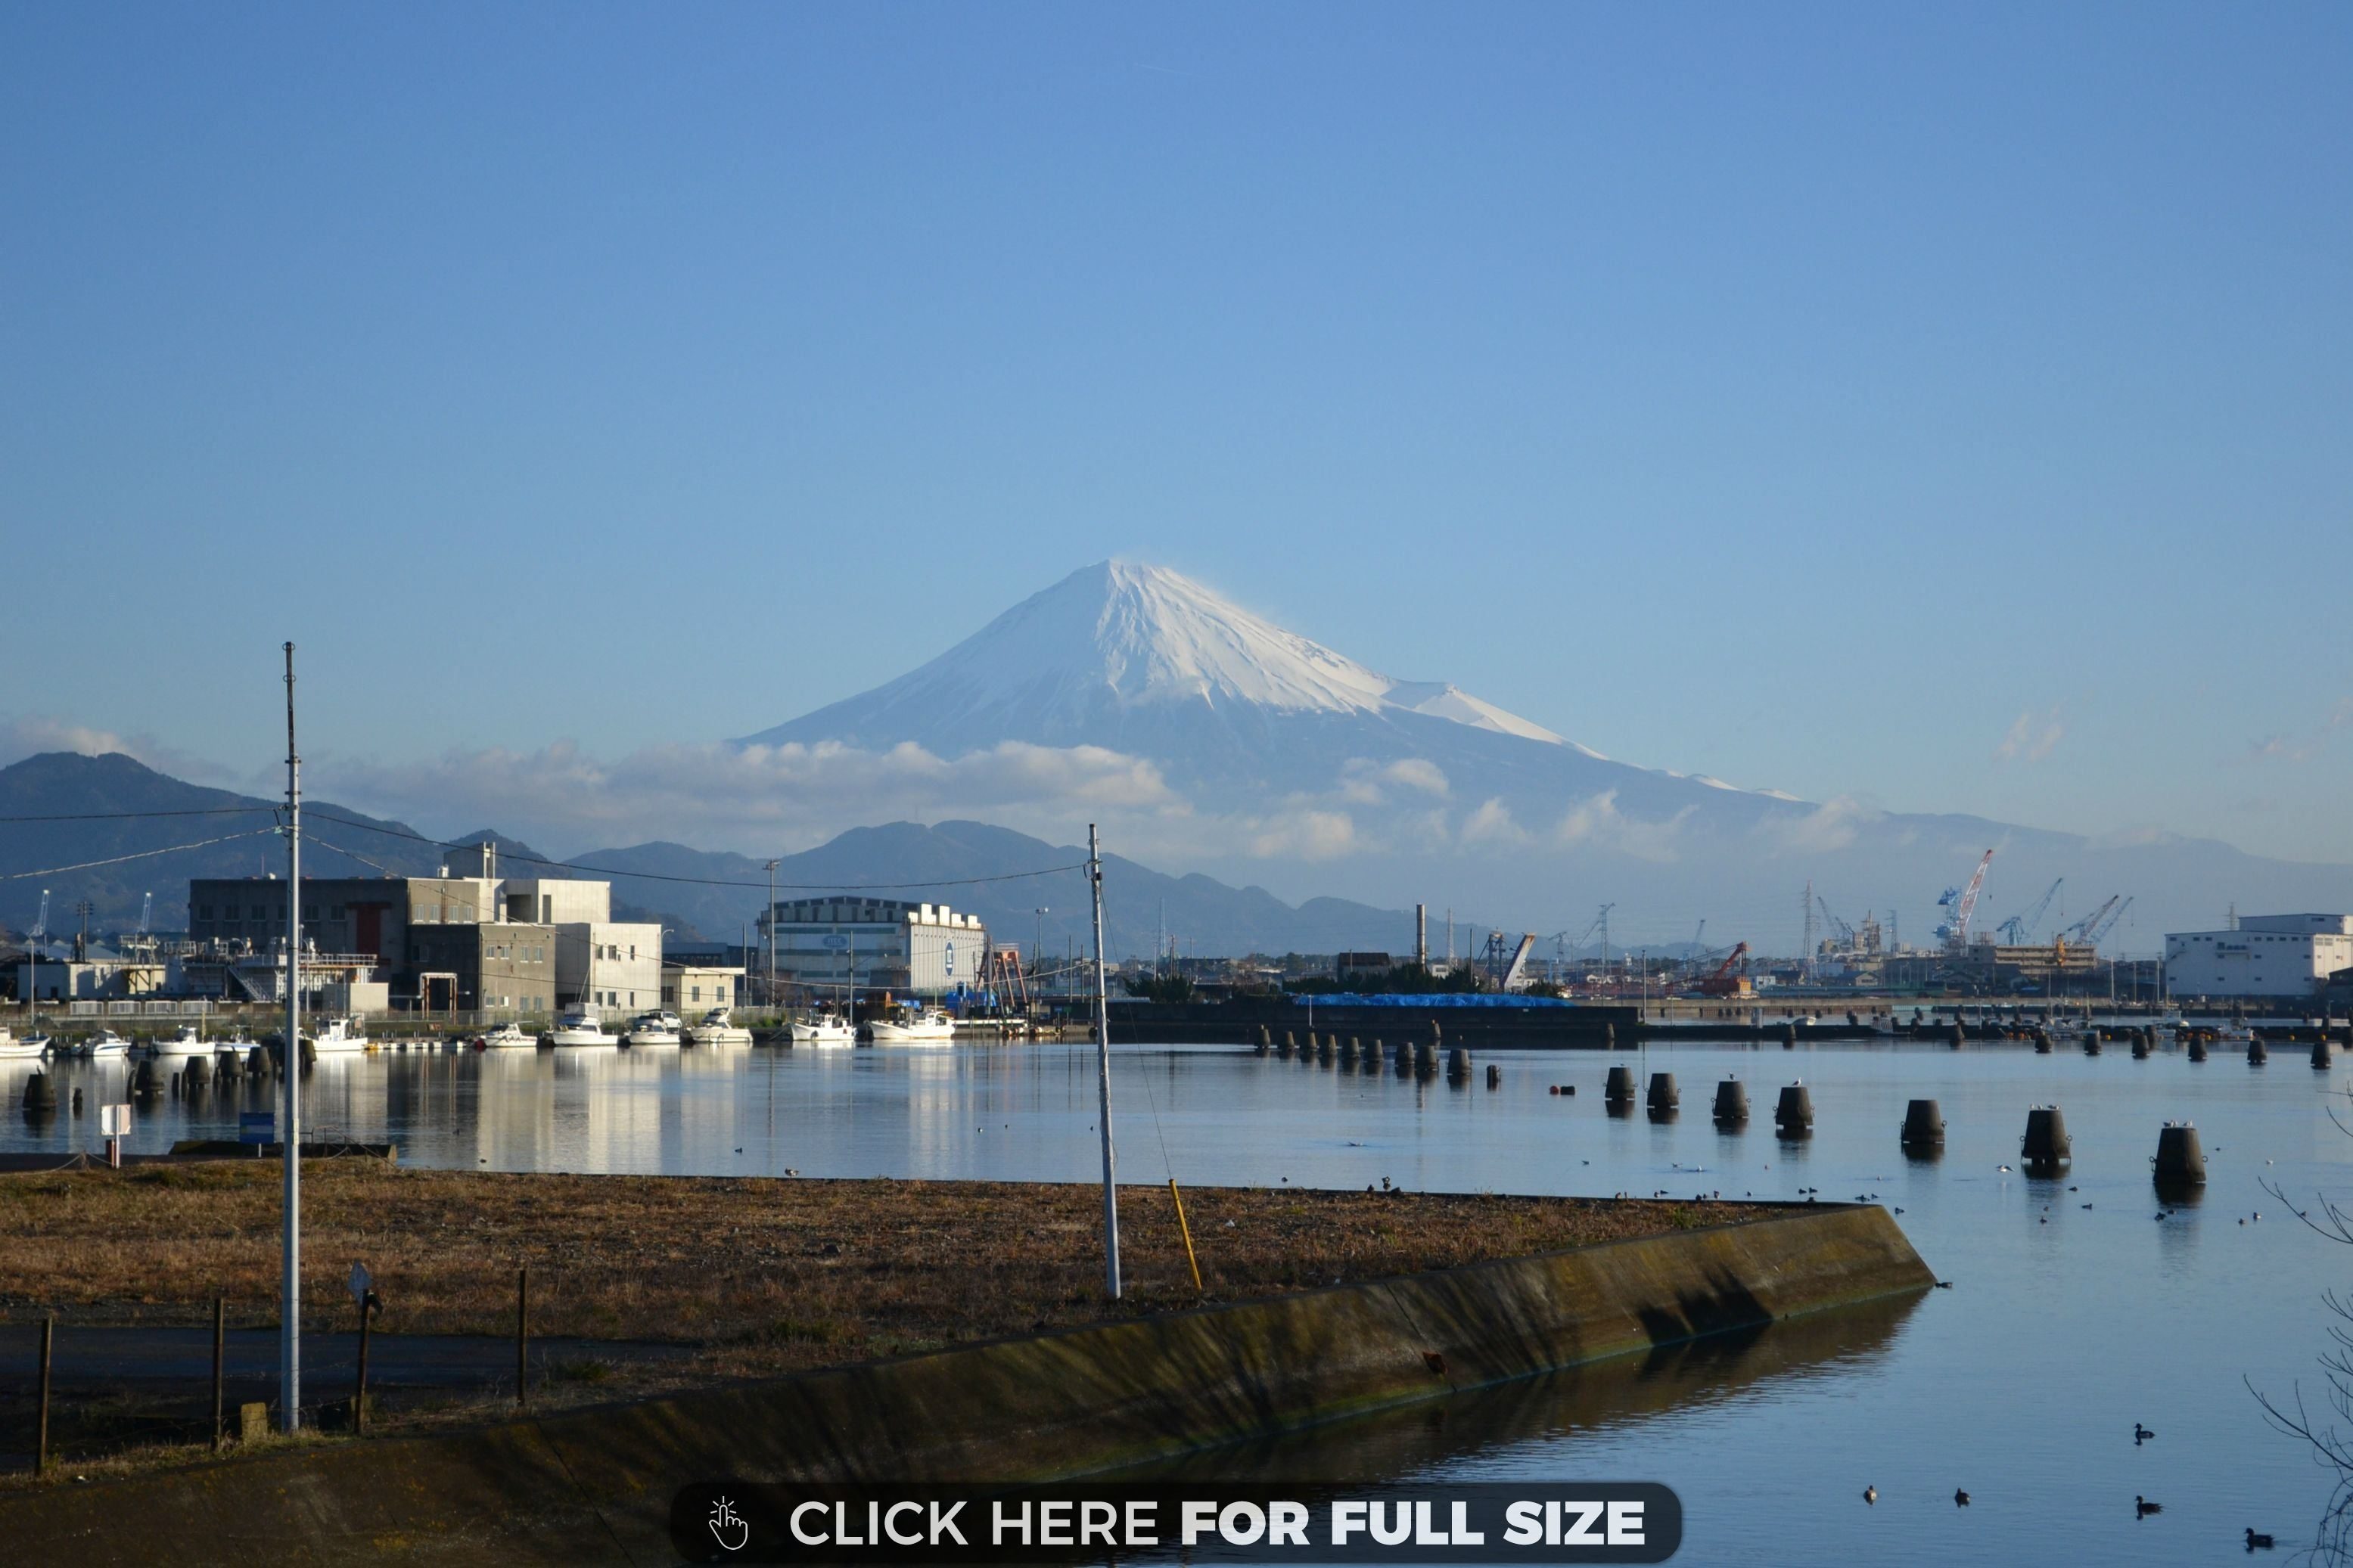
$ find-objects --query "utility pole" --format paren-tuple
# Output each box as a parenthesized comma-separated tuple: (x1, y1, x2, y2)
(1033, 908, 1049, 989)
(763, 861, 779, 1009)
(281, 642, 303, 1433)
(1801, 880, 1817, 982)
(1598, 903, 1615, 992)
(1089, 826, 1119, 1299)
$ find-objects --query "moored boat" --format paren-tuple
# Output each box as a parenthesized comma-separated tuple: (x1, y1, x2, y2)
(685, 1008, 752, 1046)
(789, 1010, 856, 1047)
(624, 1011, 683, 1046)
(549, 1007, 617, 1048)
(0, 1029, 42, 1060)
(478, 1022, 534, 1049)
(153, 1023, 212, 1057)
(866, 1008, 956, 1045)
(309, 1016, 370, 1054)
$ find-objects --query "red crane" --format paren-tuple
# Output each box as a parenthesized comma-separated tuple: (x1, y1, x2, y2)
(1696, 941, 1752, 996)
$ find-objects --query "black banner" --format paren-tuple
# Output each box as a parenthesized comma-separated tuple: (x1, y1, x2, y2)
(670, 1483, 1681, 1564)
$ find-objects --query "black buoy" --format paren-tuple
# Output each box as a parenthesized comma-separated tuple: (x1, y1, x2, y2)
(1605, 1065, 1637, 1103)
(2187, 1036, 2208, 1063)
(2153, 1122, 2206, 1191)
(2313, 1039, 2333, 1070)
(2022, 1105, 2072, 1169)
(1774, 1083, 1814, 1136)
(1712, 1079, 1748, 1126)
(2083, 1030, 2102, 1056)
(183, 1055, 211, 1092)
(2249, 1037, 2268, 1066)
(1901, 1098, 1945, 1152)
(21, 1072, 58, 1115)
(1646, 1071, 1678, 1120)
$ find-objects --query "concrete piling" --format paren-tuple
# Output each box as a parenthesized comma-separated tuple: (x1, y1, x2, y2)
(1256, 1026, 1270, 1056)
(1949, 1023, 1966, 1049)
(2033, 1029, 2053, 1054)
(184, 1056, 211, 1093)
(1780, 1023, 1797, 1049)
(2131, 1032, 2150, 1060)
(2022, 1106, 2072, 1169)
(1901, 1098, 1945, 1151)
(2249, 1038, 2268, 1066)
(1486, 1063, 1500, 1089)
(1280, 1032, 1295, 1057)
(1774, 1084, 1814, 1135)
(21, 1072, 57, 1115)
(2153, 1122, 2206, 1190)
(2314, 1039, 2333, 1070)
(1394, 1040, 1412, 1072)
(131, 1060, 159, 1098)
(1712, 1079, 1748, 1126)
(1646, 1072, 1678, 1120)
(1447, 1048, 1471, 1082)
(1605, 1065, 1637, 1104)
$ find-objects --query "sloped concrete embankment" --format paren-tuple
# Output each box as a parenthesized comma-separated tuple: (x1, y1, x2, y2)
(0, 1204, 1931, 1566)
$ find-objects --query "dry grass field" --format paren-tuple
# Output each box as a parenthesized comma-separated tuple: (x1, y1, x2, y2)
(0, 1162, 1755, 1371)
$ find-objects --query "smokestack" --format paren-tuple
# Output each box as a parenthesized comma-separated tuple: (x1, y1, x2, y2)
(1416, 904, 1427, 970)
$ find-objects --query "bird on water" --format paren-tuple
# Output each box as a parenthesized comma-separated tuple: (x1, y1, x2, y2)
(1954, 1489, 1970, 1507)
(2136, 1496, 2162, 1518)
(2135, 1423, 2156, 1443)
(2247, 1528, 2275, 1549)
(1862, 1486, 1876, 1505)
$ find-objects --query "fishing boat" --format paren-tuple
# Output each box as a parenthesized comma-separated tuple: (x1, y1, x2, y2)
(309, 1016, 369, 1054)
(624, 1011, 682, 1046)
(0, 1029, 42, 1060)
(549, 1006, 617, 1048)
(789, 1010, 856, 1047)
(478, 1022, 534, 1050)
(866, 1008, 956, 1045)
(153, 1023, 213, 1057)
(82, 1029, 132, 1058)
(685, 1008, 752, 1046)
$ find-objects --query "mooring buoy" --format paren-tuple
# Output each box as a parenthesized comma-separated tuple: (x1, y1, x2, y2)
(1901, 1098, 1945, 1151)
(1775, 1083, 1814, 1135)
(2153, 1122, 2206, 1190)
(2022, 1105, 2071, 1169)
(1712, 1078, 1748, 1126)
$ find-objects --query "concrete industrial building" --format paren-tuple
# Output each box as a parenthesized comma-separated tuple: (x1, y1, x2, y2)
(755, 898, 987, 997)
(661, 963, 744, 1014)
(2165, 914, 2353, 999)
(188, 862, 658, 1015)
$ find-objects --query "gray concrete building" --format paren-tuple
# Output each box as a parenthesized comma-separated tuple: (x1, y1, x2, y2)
(755, 898, 986, 997)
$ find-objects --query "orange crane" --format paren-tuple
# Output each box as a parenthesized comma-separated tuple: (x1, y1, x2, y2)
(1696, 941, 1752, 996)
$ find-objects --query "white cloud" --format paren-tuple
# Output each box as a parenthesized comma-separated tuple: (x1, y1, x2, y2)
(1994, 708, 2065, 763)
(0, 713, 241, 786)
(1757, 794, 1882, 855)
(1546, 790, 1695, 862)
(1246, 808, 1357, 861)
(1459, 797, 1530, 848)
(1336, 756, 1450, 805)
(314, 738, 1180, 852)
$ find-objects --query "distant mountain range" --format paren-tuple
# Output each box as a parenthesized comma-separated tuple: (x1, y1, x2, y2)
(0, 753, 1437, 959)
(738, 560, 2353, 948)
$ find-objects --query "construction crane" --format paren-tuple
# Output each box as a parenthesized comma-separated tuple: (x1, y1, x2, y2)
(1816, 895, 1856, 949)
(2059, 895, 2130, 948)
(1935, 850, 1997, 950)
(1481, 932, 1537, 991)
(1695, 941, 1752, 996)
(1997, 878, 2062, 945)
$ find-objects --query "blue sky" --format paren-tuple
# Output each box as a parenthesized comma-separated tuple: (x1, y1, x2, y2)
(2, 3, 2348, 862)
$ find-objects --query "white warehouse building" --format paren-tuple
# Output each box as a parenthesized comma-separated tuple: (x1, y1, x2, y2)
(2165, 914, 2353, 999)
(756, 898, 987, 998)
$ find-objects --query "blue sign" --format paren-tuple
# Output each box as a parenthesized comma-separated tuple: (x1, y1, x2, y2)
(239, 1112, 275, 1146)
(820, 935, 849, 950)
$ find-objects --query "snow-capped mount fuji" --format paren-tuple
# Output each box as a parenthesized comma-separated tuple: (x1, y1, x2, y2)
(738, 561, 2348, 946)
(741, 560, 1582, 754)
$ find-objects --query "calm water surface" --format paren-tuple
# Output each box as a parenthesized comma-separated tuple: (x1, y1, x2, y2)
(6, 1036, 2347, 1566)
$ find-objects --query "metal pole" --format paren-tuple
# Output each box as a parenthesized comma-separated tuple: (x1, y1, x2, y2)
(353, 1294, 371, 1436)
(36, 1315, 52, 1476)
(1089, 824, 1119, 1299)
(516, 1265, 529, 1407)
(764, 861, 779, 1012)
(211, 1296, 225, 1452)
(282, 642, 302, 1433)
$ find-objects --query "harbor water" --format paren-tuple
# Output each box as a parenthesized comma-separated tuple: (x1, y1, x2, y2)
(4, 1036, 2346, 1565)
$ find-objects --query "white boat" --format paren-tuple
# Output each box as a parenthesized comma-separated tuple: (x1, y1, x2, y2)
(685, 1008, 752, 1046)
(866, 1009, 956, 1045)
(624, 1011, 682, 1046)
(549, 1007, 617, 1048)
(478, 1022, 535, 1050)
(83, 1029, 132, 1058)
(0, 1029, 42, 1060)
(309, 1017, 370, 1054)
(153, 1024, 213, 1057)
(789, 1011, 857, 1047)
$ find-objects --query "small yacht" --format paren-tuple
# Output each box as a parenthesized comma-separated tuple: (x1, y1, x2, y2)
(624, 1011, 683, 1046)
(478, 1022, 535, 1050)
(789, 1010, 857, 1048)
(82, 1029, 132, 1058)
(153, 1023, 213, 1057)
(866, 1008, 956, 1045)
(309, 1017, 370, 1054)
(549, 1007, 617, 1048)
(0, 1028, 42, 1060)
(685, 1008, 752, 1046)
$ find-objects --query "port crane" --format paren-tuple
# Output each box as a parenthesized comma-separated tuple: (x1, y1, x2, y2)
(1693, 941, 1752, 997)
(1479, 931, 1537, 991)
(1997, 878, 2063, 945)
(1815, 895, 1855, 949)
(2058, 895, 2131, 949)
(1935, 849, 1997, 949)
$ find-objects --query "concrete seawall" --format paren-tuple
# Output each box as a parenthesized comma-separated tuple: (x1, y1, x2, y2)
(0, 1204, 1931, 1566)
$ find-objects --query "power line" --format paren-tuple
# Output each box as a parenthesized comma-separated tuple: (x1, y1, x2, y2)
(0, 827, 282, 882)
(0, 806, 273, 824)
